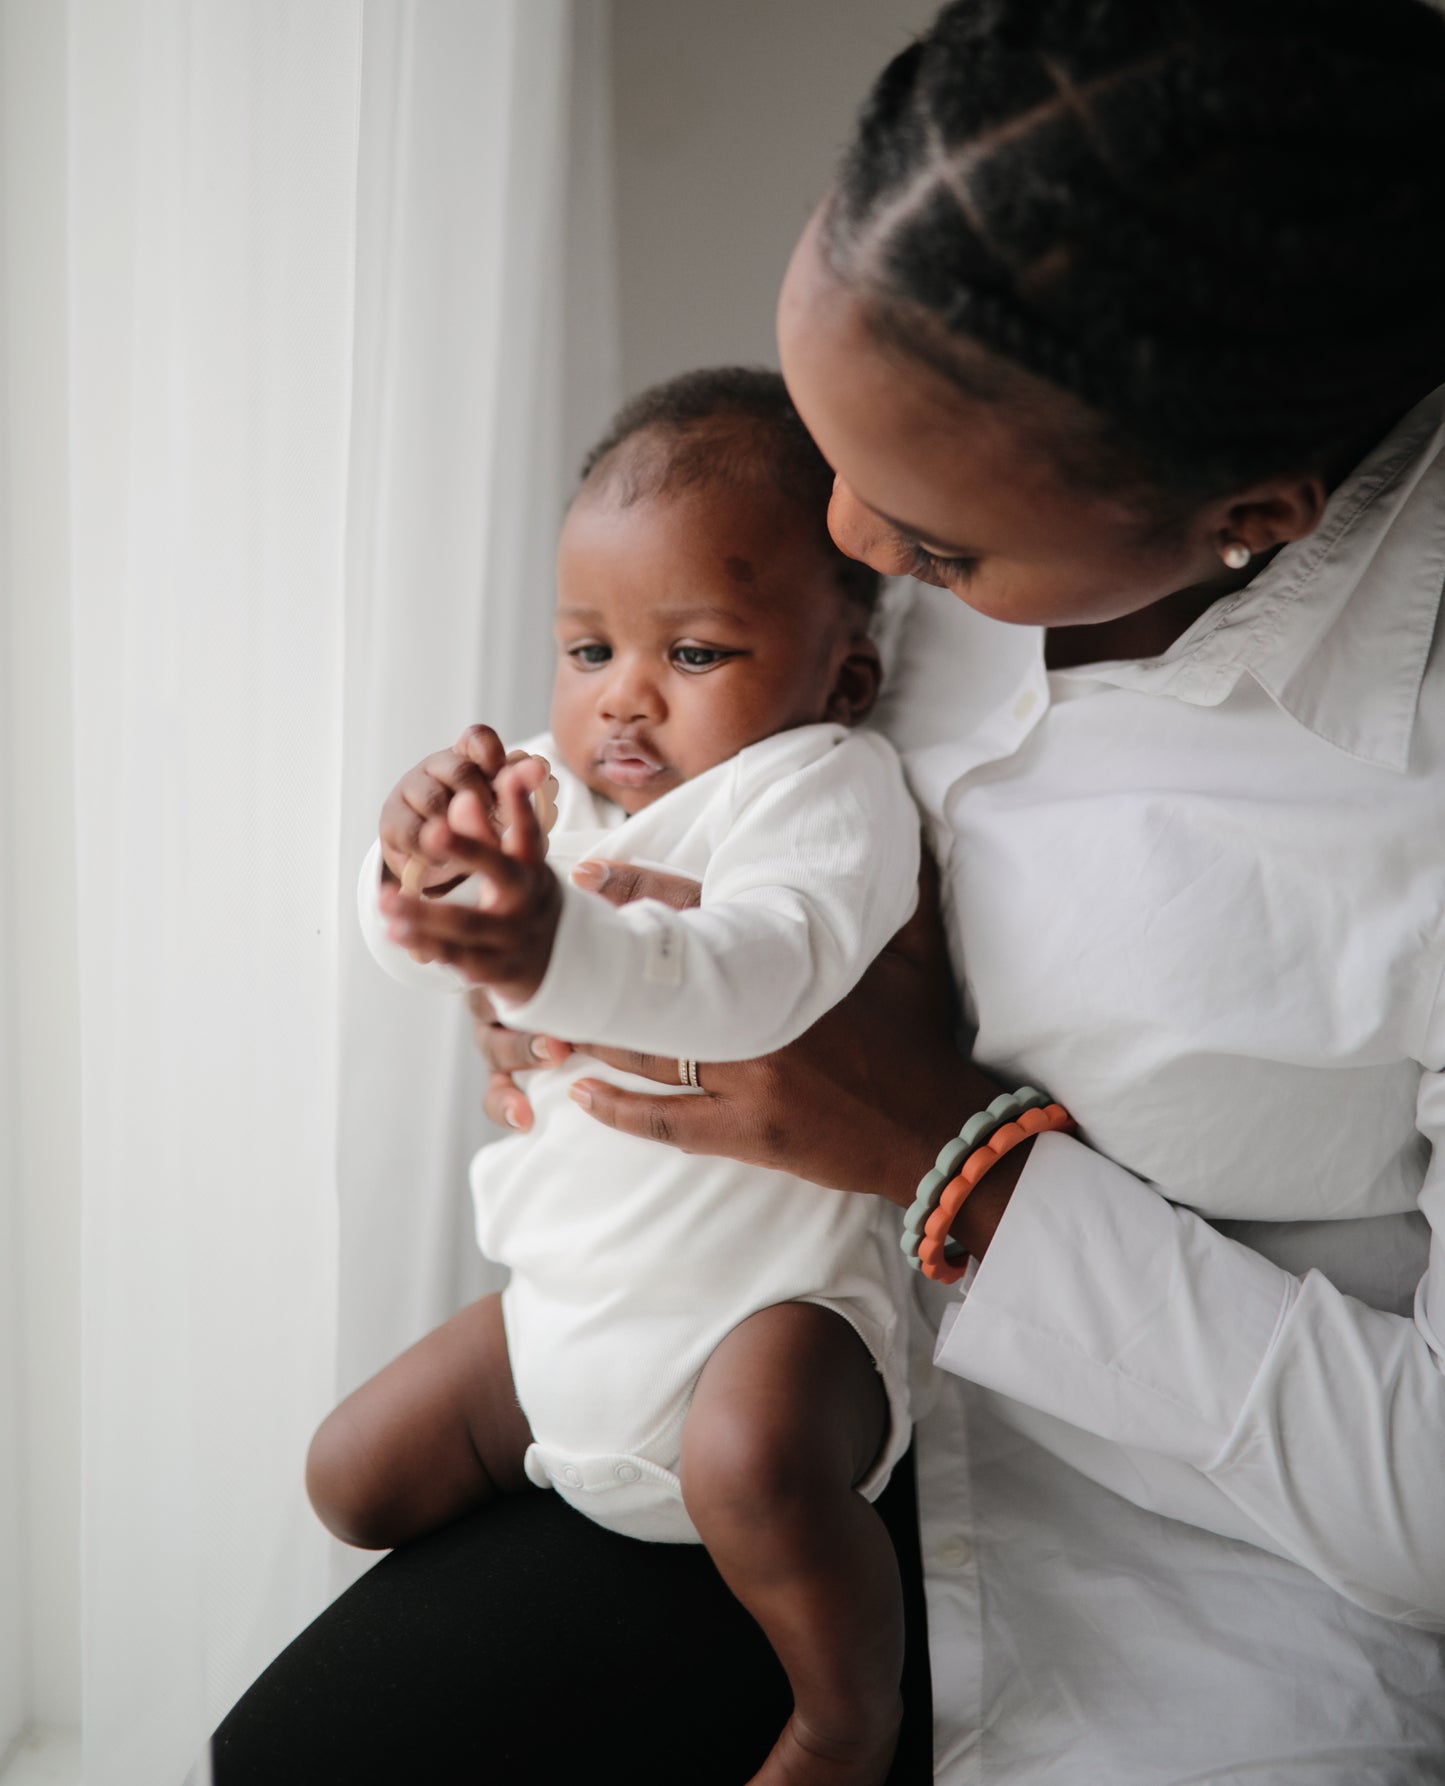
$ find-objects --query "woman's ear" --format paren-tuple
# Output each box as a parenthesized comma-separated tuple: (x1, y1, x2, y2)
(1209, 473, 1328, 561)
(824, 632, 883, 727)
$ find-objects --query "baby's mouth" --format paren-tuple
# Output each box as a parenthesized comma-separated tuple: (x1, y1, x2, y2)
(596, 735, 671, 790)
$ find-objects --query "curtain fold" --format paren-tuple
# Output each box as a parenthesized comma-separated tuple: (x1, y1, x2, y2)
(49, 2, 618, 1779)
(69, 5, 363, 1779)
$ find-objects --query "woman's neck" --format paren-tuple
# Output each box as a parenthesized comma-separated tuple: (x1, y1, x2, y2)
(1043, 556, 1272, 671)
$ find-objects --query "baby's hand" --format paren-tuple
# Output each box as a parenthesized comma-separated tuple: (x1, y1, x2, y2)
(379, 724, 512, 894)
(379, 757, 562, 1005)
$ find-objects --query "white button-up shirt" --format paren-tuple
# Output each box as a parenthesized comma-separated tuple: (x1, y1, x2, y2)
(874, 386, 1445, 1781)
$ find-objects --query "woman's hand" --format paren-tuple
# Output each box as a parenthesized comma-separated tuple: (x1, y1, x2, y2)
(468, 861, 703, 1132)
(572, 852, 993, 1199)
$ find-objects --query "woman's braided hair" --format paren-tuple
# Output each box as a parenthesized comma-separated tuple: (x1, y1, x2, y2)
(825, 0, 1445, 503)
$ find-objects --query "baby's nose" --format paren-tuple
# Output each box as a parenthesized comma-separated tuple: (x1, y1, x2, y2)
(599, 660, 664, 722)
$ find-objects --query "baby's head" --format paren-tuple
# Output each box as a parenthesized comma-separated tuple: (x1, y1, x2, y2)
(551, 367, 883, 813)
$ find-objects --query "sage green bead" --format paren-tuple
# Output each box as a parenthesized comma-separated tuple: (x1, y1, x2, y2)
(935, 1135, 973, 1178)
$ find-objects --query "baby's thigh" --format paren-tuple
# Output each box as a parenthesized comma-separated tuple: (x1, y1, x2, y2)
(679, 1303, 888, 1521)
(307, 1291, 534, 1542)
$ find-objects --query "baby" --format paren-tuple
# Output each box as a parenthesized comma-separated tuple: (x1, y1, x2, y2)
(307, 368, 922, 1786)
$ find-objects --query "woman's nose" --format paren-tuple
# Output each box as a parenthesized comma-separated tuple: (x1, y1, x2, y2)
(827, 477, 894, 572)
(598, 657, 664, 723)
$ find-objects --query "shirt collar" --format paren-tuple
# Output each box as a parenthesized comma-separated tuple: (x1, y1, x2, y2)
(1053, 385, 1445, 773)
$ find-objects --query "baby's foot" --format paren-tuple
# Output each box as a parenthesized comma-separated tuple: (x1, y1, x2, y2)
(746, 1696, 903, 1786)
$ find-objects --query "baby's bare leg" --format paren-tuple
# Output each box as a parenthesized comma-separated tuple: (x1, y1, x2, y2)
(306, 1291, 533, 1550)
(680, 1304, 904, 1786)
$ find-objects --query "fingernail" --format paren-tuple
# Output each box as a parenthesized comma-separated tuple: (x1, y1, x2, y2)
(571, 861, 607, 892)
(568, 1084, 593, 1111)
(530, 1035, 552, 1062)
(504, 1103, 524, 1130)
(477, 879, 498, 910)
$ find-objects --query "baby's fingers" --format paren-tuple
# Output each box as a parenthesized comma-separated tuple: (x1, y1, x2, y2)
(446, 787, 504, 852)
(454, 724, 508, 778)
(493, 762, 548, 869)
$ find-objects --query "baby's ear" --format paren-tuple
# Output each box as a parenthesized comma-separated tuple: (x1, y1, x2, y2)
(824, 633, 882, 727)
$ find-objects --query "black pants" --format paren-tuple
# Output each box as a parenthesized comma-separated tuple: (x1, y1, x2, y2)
(211, 1447, 933, 1785)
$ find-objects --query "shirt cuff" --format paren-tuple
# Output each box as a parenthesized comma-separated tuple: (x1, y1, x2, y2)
(933, 1131, 1297, 1470)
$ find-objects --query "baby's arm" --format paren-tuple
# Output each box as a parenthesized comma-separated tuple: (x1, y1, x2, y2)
(371, 731, 920, 1057)
(499, 731, 921, 1062)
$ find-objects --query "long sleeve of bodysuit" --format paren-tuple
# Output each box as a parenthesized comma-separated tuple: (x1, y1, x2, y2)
(359, 724, 921, 1063)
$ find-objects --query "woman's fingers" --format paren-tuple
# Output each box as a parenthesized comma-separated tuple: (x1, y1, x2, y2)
(570, 860, 701, 911)
(483, 1070, 533, 1133)
(568, 1078, 715, 1152)
(487, 1025, 572, 1075)
(575, 1043, 703, 1087)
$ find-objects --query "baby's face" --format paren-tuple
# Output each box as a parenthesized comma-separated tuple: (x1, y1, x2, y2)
(550, 482, 864, 813)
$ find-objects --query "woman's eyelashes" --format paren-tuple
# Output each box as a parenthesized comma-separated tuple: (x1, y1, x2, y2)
(905, 541, 979, 586)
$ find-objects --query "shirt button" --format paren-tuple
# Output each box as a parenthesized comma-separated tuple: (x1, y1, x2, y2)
(614, 1463, 641, 1484)
(936, 1535, 974, 1569)
(1011, 689, 1038, 721)
(561, 1464, 583, 1487)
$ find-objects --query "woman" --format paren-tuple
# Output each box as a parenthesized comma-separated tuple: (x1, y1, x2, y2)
(213, 1, 1445, 1779)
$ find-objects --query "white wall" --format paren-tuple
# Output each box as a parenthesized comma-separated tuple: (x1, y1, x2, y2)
(610, 0, 938, 394)
(0, 0, 82, 1754)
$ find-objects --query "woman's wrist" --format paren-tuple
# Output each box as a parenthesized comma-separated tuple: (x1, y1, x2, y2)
(949, 1136, 1034, 1260)
(907, 1064, 1057, 1264)
(887, 1062, 1003, 1210)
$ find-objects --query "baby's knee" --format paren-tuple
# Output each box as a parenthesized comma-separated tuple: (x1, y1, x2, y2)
(304, 1407, 392, 1550)
(679, 1399, 827, 1536)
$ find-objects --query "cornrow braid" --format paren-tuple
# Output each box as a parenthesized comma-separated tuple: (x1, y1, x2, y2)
(578, 365, 881, 612)
(826, 0, 1445, 501)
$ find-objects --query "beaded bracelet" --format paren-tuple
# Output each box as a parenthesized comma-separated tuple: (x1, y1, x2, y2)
(901, 1087, 1074, 1284)
(916, 1103, 1074, 1284)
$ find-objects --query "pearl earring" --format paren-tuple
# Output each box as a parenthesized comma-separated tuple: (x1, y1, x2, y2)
(1220, 540, 1251, 571)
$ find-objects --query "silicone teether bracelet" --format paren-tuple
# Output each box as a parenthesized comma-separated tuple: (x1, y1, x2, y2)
(916, 1102, 1074, 1285)
(901, 1086, 1075, 1284)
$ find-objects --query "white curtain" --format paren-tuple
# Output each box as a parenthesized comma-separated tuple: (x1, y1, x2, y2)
(1, 2, 617, 1781)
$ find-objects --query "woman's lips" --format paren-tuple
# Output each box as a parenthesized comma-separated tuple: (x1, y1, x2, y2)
(596, 737, 670, 788)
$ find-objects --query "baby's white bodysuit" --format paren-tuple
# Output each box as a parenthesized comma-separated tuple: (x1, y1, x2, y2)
(360, 721, 921, 1541)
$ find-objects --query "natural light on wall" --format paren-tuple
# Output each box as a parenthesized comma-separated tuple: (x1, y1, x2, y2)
(0, 2, 617, 1781)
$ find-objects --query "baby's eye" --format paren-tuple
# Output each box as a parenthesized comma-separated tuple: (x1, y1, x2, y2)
(567, 642, 611, 668)
(672, 644, 738, 672)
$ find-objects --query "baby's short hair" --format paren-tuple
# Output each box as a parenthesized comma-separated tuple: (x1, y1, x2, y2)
(577, 366, 882, 614)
